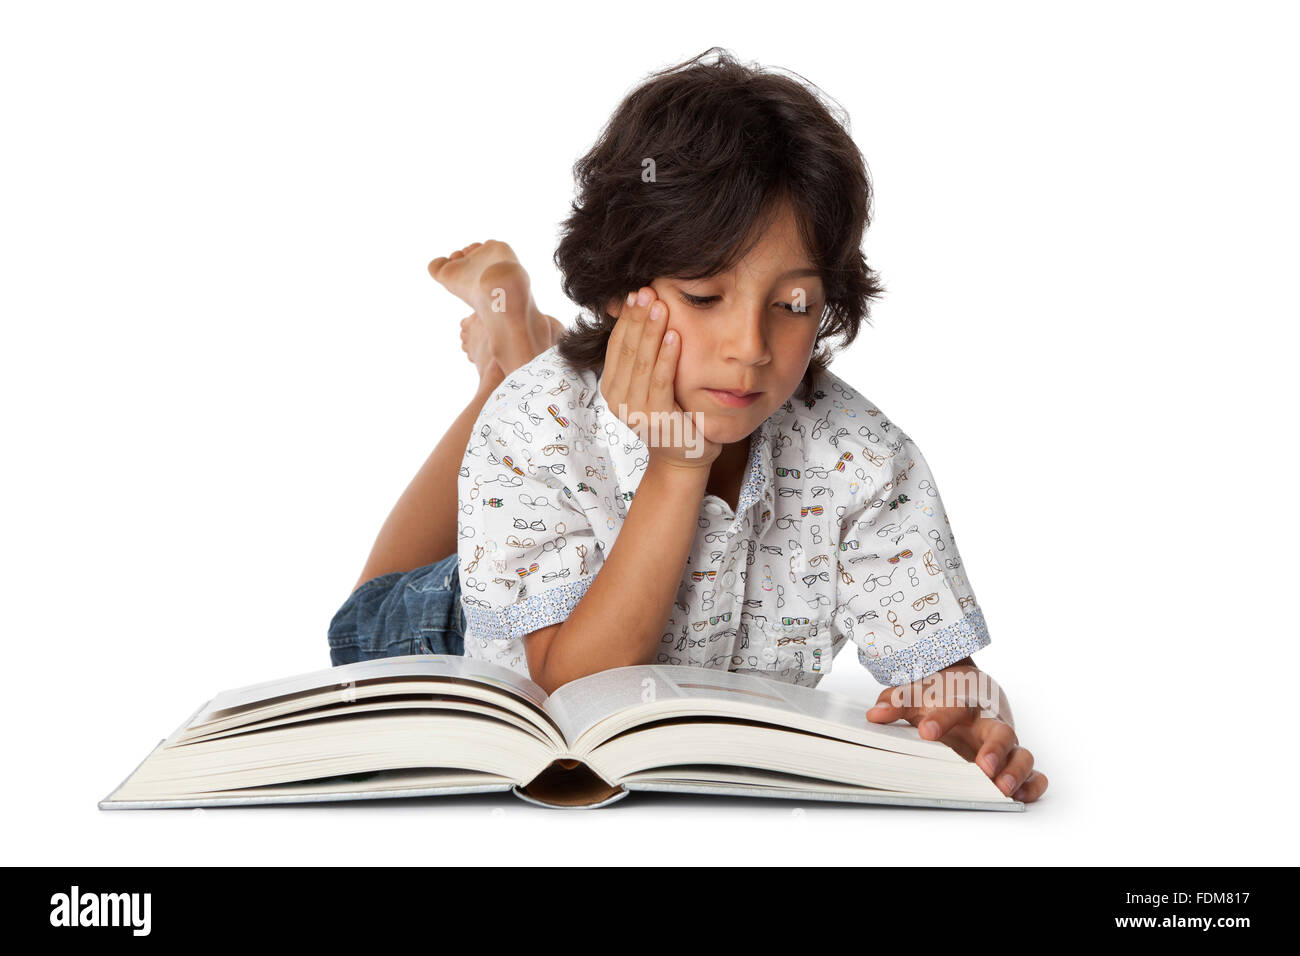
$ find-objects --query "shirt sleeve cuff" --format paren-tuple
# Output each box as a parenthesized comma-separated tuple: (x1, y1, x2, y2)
(861, 607, 991, 686)
(461, 573, 597, 643)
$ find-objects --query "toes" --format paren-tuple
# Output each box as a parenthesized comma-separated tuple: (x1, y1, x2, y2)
(433, 242, 485, 275)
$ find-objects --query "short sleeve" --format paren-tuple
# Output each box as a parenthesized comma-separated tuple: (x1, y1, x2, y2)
(456, 407, 602, 644)
(836, 432, 990, 685)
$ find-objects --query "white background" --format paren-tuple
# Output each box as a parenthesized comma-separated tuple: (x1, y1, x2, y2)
(3, 0, 1295, 865)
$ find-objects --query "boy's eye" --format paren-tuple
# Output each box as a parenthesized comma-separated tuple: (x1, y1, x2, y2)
(679, 291, 718, 308)
(678, 292, 820, 313)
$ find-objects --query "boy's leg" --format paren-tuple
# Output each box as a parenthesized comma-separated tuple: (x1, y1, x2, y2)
(350, 370, 502, 591)
(350, 244, 563, 591)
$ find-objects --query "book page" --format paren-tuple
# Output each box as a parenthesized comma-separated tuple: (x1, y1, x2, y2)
(545, 665, 665, 745)
(545, 664, 954, 759)
(196, 654, 548, 721)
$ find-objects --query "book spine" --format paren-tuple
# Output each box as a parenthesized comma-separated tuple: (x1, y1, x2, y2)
(515, 759, 628, 808)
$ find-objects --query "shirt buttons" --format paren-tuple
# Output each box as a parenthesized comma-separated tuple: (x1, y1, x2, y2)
(762, 647, 777, 663)
(705, 500, 726, 516)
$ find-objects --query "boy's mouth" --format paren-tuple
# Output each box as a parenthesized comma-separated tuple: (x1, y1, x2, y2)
(705, 388, 762, 408)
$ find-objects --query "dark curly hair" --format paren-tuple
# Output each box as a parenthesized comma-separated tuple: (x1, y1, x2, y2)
(553, 47, 885, 402)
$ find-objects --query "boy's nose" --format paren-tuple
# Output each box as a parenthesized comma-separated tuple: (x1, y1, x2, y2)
(721, 308, 772, 365)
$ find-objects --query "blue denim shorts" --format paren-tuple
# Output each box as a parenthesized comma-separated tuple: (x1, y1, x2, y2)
(327, 553, 466, 666)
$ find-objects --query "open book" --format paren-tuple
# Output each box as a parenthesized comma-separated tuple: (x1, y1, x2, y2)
(100, 655, 1022, 811)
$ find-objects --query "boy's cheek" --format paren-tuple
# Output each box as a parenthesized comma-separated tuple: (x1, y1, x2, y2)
(669, 335, 705, 411)
(666, 318, 697, 378)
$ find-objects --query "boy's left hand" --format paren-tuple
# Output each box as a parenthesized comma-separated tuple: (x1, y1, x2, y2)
(866, 661, 1048, 803)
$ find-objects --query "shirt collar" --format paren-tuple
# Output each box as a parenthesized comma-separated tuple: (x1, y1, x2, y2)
(740, 402, 788, 536)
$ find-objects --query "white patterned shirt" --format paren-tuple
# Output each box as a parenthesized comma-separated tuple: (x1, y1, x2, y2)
(456, 346, 989, 688)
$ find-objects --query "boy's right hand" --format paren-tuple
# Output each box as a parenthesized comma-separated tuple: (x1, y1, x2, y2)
(600, 286, 720, 470)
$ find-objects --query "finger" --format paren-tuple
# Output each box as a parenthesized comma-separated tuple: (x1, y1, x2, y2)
(865, 684, 908, 722)
(866, 701, 931, 731)
(969, 718, 1018, 779)
(628, 298, 667, 414)
(993, 746, 1035, 797)
(601, 290, 637, 402)
(599, 291, 634, 392)
(866, 682, 980, 740)
(911, 702, 981, 741)
(929, 721, 981, 762)
(607, 288, 650, 406)
(648, 324, 680, 416)
(1013, 770, 1048, 803)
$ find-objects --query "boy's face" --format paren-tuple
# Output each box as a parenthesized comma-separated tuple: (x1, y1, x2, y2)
(651, 200, 824, 447)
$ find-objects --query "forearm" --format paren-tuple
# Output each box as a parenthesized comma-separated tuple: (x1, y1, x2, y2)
(537, 460, 709, 688)
(353, 377, 502, 590)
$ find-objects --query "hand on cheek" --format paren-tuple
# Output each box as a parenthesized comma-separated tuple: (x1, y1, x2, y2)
(602, 287, 720, 468)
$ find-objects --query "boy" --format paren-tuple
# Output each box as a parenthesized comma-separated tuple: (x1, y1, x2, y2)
(328, 50, 1046, 803)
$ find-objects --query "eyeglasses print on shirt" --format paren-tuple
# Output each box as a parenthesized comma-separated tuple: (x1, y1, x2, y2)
(458, 354, 983, 685)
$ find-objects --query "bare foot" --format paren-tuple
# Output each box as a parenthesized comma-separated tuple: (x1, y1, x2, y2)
(428, 240, 553, 374)
(459, 312, 504, 387)
(428, 241, 498, 303)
